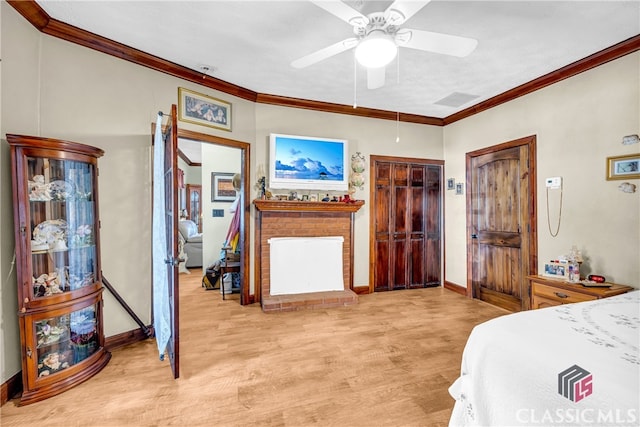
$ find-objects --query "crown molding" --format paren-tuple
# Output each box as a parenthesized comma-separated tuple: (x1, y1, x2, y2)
(8, 1, 640, 127)
(444, 34, 640, 125)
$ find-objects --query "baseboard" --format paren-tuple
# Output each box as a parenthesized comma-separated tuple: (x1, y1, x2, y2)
(353, 285, 370, 295)
(104, 325, 154, 351)
(1, 371, 22, 406)
(444, 281, 467, 296)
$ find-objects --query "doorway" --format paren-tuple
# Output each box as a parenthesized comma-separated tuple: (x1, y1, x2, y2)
(466, 135, 537, 311)
(176, 128, 250, 305)
(370, 155, 443, 292)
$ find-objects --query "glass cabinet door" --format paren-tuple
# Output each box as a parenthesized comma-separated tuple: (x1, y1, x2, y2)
(24, 295, 102, 388)
(26, 157, 99, 305)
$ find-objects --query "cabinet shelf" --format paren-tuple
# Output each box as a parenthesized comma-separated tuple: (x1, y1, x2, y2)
(9, 134, 110, 406)
(32, 244, 96, 255)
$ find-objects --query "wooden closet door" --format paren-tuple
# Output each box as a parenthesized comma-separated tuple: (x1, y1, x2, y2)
(373, 159, 441, 292)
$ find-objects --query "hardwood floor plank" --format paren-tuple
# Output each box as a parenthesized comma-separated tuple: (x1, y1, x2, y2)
(1, 270, 506, 426)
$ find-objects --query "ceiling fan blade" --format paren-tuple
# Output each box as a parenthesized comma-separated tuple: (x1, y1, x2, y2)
(367, 67, 386, 90)
(385, 0, 431, 26)
(309, 0, 369, 27)
(396, 28, 478, 57)
(291, 38, 359, 68)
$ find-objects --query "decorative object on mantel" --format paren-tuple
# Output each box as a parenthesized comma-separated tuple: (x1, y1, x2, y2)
(621, 134, 639, 145)
(350, 152, 366, 192)
(618, 182, 637, 193)
(255, 164, 267, 199)
(606, 153, 640, 180)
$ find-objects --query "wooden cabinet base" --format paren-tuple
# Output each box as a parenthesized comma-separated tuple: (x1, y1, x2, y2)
(19, 350, 111, 406)
(528, 275, 633, 309)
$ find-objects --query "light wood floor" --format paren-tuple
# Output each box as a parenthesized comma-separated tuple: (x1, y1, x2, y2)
(1, 270, 507, 427)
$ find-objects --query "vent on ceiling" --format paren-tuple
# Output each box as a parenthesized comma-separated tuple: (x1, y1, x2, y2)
(434, 92, 479, 108)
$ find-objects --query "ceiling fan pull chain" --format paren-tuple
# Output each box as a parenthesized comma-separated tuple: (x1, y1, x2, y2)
(353, 53, 358, 109)
(397, 47, 400, 85)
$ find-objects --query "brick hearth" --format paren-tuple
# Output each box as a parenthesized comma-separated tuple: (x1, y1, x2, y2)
(254, 199, 364, 312)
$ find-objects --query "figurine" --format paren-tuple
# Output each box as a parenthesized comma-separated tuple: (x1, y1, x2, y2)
(28, 175, 51, 201)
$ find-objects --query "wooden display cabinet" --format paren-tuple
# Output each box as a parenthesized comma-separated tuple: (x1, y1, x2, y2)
(9, 134, 111, 405)
(186, 184, 202, 233)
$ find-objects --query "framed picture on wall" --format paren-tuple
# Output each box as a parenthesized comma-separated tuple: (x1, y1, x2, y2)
(178, 87, 232, 132)
(606, 153, 640, 180)
(447, 178, 455, 190)
(212, 172, 236, 202)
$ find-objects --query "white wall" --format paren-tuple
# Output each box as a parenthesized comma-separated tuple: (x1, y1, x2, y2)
(444, 52, 640, 288)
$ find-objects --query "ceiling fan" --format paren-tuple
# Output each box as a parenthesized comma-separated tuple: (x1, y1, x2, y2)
(291, 0, 478, 89)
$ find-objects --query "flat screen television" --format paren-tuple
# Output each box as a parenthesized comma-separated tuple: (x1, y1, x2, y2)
(269, 133, 349, 191)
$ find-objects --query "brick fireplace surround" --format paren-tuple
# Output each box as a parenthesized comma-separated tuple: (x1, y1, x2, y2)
(254, 199, 364, 312)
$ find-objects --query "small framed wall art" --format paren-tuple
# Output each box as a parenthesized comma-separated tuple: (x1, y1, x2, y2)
(447, 178, 455, 190)
(606, 153, 640, 180)
(211, 172, 236, 202)
(178, 87, 232, 131)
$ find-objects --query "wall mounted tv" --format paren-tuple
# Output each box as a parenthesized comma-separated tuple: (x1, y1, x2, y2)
(269, 133, 349, 191)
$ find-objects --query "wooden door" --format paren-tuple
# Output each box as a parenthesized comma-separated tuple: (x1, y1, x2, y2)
(164, 105, 179, 378)
(372, 157, 442, 292)
(467, 136, 537, 312)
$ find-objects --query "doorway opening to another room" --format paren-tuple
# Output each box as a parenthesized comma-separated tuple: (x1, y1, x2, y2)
(176, 129, 250, 306)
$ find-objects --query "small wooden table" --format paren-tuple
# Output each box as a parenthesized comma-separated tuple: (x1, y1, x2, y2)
(220, 246, 240, 300)
(527, 275, 633, 309)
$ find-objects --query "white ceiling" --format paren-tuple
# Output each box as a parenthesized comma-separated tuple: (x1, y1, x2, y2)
(178, 138, 204, 164)
(36, 1, 639, 119)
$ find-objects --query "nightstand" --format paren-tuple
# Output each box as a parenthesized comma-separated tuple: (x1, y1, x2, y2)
(527, 275, 633, 309)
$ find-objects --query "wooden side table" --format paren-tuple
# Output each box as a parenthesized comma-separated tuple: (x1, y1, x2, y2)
(220, 246, 240, 300)
(527, 275, 633, 309)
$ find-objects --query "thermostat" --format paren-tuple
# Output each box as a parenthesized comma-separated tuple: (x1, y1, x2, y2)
(545, 177, 562, 189)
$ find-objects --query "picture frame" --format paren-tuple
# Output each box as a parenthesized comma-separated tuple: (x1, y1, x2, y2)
(178, 87, 232, 132)
(309, 194, 318, 202)
(211, 172, 236, 202)
(606, 153, 640, 180)
(543, 262, 570, 280)
(301, 194, 309, 201)
(447, 178, 455, 190)
(455, 183, 464, 195)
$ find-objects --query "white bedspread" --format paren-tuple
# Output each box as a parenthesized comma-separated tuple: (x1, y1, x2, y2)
(449, 290, 639, 426)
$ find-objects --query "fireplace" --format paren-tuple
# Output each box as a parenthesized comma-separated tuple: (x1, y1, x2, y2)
(254, 199, 364, 312)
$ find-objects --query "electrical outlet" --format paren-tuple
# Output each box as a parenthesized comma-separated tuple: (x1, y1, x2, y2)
(545, 176, 562, 189)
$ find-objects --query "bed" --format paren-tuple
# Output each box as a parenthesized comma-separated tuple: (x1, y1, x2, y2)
(449, 290, 639, 426)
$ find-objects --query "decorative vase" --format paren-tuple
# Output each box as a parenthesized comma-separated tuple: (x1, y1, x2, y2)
(350, 172, 365, 190)
(351, 152, 365, 173)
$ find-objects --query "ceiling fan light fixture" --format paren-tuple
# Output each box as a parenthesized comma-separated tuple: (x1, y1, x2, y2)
(355, 31, 397, 68)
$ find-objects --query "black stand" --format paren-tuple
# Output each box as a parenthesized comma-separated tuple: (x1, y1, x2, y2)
(102, 274, 154, 338)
